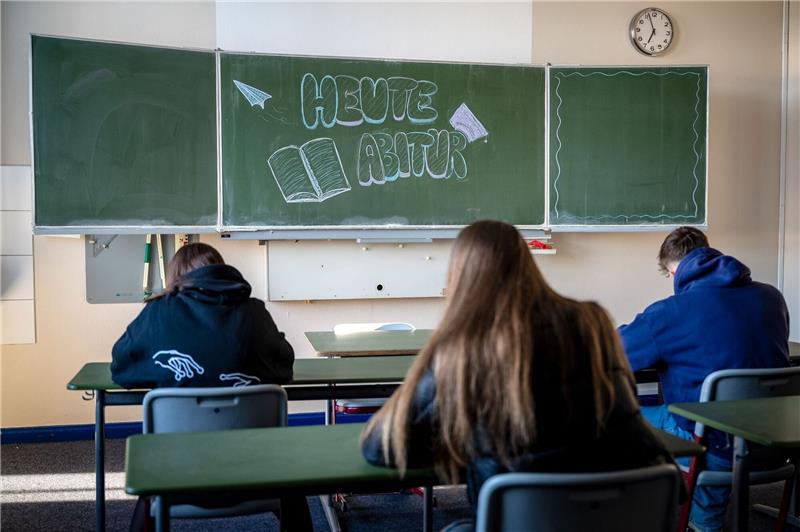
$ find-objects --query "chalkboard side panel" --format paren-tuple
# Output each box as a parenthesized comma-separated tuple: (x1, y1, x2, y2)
(548, 66, 708, 227)
(31, 35, 218, 229)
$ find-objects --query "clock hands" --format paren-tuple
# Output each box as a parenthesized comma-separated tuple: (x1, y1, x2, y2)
(646, 12, 656, 45)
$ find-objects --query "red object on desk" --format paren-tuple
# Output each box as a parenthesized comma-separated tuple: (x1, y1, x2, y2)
(528, 239, 551, 250)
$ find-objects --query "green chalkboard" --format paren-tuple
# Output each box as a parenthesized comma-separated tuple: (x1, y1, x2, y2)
(549, 66, 707, 226)
(221, 53, 546, 227)
(32, 36, 217, 229)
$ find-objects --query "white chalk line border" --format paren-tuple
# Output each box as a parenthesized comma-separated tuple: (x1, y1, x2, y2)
(551, 69, 704, 223)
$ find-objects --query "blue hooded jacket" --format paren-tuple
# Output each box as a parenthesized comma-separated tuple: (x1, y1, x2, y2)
(619, 247, 790, 438)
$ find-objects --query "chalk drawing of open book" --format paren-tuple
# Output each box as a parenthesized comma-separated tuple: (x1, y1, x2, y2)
(267, 138, 351, 203)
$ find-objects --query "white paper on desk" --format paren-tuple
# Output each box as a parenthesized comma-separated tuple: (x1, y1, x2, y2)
(333, 322, 415, 335)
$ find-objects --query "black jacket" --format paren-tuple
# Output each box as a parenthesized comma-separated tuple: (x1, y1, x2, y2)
(111, 264, 294, 388)
(362, 366, 675, 506)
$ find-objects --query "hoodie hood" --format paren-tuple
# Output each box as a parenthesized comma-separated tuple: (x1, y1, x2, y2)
(673, 247, 751, 294)
(177, 264, 252, 304)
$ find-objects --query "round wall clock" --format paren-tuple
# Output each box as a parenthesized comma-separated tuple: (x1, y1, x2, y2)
(630, 7, 674, 56)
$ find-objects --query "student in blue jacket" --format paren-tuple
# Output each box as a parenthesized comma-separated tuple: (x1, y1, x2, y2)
(619, 226, 790, 532)
(361, 220, 676, 528)
(112, 243, 311, 531)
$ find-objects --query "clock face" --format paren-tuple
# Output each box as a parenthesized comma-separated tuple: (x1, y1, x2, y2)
(630, 8, 674, 56)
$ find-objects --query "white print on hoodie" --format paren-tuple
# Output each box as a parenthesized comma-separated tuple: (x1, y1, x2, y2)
(152, 350, 205, 381)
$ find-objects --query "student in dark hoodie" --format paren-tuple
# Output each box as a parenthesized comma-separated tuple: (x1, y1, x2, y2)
(619, 226, 790, 532)
(112, 243, 311, 531)
(111, 242, 294, 388)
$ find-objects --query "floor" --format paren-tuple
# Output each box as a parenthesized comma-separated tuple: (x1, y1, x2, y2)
(1, 438, 797, 531)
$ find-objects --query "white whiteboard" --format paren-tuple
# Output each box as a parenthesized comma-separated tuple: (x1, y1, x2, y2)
(267, 240, 449, 301)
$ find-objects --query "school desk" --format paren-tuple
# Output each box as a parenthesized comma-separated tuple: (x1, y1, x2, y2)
(68, 357, 414, 532)
(125, 422, 705, 532)
(669, 395, 800, 532)
(306, 333, 799, 361)
(305, 328, 434, 356)
(72, 340, 800, 530)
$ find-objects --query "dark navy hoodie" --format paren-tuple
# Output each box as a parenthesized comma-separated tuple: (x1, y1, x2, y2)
(619, 247, 790, 446)
(111, 264, 294, 388)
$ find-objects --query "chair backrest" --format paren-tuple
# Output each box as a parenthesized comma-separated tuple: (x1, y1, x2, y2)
(475, 465, 681, 532)
(142, 385, 287, 434)
(695, 366, 800, 437)
(333, 322, 415, 334)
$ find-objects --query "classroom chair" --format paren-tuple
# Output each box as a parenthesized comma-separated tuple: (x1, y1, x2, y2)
(473, 465, 682, 532)
(678, 367, 800, 532)
(142, 385, 287, 525)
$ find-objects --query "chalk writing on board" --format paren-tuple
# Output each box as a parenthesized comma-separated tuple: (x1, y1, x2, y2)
(449, 103, 488, 143)
(301, 73, 438, 130)
(219, 373, 261, 387)
(551, 70, 703, 223)
(357, 130, 468, 186)
(233, 80, 272, 109)
(267, 138, 351, 203)
(152, 350, 205, 381)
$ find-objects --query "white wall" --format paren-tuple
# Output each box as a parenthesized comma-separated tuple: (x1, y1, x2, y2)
(216, 2, 532, 63)
(784, 1, 799, 340)
(0, 1, 793, 427)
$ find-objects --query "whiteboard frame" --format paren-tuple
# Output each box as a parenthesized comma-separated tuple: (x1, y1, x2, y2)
(28, 34, 710, 236)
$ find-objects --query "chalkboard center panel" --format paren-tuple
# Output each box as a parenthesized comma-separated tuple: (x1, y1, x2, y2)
(549, 67, 708, 226)
(220, 53, 546, 228)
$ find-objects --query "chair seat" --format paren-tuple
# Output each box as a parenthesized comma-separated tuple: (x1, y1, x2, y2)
(696, 463, 795, 487)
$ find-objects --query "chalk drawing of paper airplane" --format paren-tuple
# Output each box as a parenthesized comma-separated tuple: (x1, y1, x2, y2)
(449, 103, 489, 143)
(233, 80, 271, 108)
(268, 138, 351, 203)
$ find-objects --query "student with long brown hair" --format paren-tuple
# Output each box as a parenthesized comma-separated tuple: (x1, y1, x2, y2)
(361, 220, 675, 510)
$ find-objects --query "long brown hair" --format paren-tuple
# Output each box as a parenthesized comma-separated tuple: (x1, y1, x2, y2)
(147, 242, 224, 300)
(362, 220, 632, 481)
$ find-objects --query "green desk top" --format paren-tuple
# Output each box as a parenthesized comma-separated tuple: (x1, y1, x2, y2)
(125, 423, 434, 497)
(67, 362, 126, 391)
(68, 357, 416, 391)
(305, 329, 433, 357)
(669, 395, 800, 448)
(68, 341, 800, 391)
(125, 422, 702, 497)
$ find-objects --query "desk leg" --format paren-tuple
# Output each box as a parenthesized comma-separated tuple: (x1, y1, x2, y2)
(321, 384, 343, 531)
(155, 496, 170, 532)
(423, 487, 433, 532)
(732, 436, 750, 532)
(319, 495, 342, 532)
(95, 390, 106, 532)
